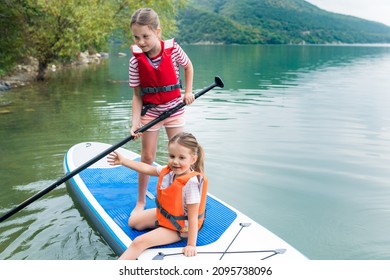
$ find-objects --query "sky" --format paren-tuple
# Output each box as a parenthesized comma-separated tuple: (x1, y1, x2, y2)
(305, 0, 390, 27)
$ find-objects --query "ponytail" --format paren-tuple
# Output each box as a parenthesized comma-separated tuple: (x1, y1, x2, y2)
(193, 143, 204, 173)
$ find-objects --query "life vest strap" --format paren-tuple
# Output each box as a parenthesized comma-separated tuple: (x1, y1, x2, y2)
(156, 199, 205, 232)
(141, 81, 181, 95)
(156, 199, 184, 231)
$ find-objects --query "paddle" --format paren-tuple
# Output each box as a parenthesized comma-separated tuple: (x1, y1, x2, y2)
(0, 76, 224, 223)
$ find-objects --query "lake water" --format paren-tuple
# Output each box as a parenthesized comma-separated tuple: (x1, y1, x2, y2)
(1, 44, 390, 260)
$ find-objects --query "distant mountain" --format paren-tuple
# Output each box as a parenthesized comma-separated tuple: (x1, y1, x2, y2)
(175, 0, 390, 44)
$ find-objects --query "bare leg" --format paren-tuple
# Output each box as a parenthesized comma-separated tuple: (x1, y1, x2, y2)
(133, 125, 182, 213)
(119, 126, 186, 260)
(133, 130, 159, 213)
(119, 227, 181, 260)
(165, 126, 184, 140)
(128, 208, 157, 230)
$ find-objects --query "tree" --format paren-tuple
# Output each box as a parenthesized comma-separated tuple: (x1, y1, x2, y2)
(22, 0, 116, 80)
(7, 0, 187, 81)
(113, 0, 187, 45)
(0, 0, 26, 76)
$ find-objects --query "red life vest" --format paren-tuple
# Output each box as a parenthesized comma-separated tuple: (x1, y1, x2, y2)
(155, 166, 208, 233)
(132, 39, 181, 105)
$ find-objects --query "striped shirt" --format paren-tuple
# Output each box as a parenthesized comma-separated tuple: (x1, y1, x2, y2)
(129, 41, 190, 118)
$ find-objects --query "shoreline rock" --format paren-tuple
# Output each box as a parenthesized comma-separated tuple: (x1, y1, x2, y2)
(0, 82, 11, 91)
(0, 56, 39, 90)
(0, 51, 109, 91)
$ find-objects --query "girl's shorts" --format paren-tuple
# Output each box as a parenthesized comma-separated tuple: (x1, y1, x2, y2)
(141, 114, 185, 132)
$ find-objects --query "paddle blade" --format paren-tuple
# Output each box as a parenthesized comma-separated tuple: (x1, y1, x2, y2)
(215, 76, 224, 88)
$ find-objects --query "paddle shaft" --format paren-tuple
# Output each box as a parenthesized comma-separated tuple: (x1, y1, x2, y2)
(0, 76, 224, 223)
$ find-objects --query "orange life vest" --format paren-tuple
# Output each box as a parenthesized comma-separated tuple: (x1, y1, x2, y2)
(132, 39, 181, 105)
(155, 166, 208, 233)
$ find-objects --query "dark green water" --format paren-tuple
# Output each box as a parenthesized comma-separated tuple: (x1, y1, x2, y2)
(1, 44, 390, 259)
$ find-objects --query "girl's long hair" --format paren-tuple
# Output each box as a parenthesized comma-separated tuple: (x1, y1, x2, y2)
(130, 7, 159, 31)
(169, 132, 205, 174)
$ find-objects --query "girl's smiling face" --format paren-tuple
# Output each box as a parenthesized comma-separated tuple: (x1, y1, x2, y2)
(131, 23, 161, 57)
(167, 142, 197, 177)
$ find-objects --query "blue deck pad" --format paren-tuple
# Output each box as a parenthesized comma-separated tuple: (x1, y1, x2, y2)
(79, 164, 237, 248)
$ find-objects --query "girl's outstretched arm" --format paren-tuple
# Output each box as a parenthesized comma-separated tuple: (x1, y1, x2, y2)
(107, 151, 159, 176)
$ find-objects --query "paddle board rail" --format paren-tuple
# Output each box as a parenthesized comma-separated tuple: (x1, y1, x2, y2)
(64, 142, 307, 260)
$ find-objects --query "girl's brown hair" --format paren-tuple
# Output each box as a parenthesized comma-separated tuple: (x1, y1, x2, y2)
(169, 132, 205, 174)
(130, 7, 160, 31)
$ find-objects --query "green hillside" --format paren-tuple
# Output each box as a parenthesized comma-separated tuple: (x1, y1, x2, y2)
(175, 0, 390, 44)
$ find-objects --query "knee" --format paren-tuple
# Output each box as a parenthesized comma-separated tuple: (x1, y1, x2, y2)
(141, 152, 155, 164)
(128, 214, 145, 231)
(131, 235, 147, 250)
(128, 215, 138, 229)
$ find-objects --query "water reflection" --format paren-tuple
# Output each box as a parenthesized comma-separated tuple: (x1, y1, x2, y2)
(1, 45, 390, 259)
(183, 44, 390, 90)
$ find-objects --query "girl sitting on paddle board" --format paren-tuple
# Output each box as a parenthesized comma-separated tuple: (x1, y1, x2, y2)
(128, 7, 194, 214)
(107, 132, 207, 259)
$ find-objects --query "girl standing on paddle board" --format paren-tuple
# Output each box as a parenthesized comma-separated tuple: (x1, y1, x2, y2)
(107, 132, 207, 259)
(128, 7, 194, 214)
